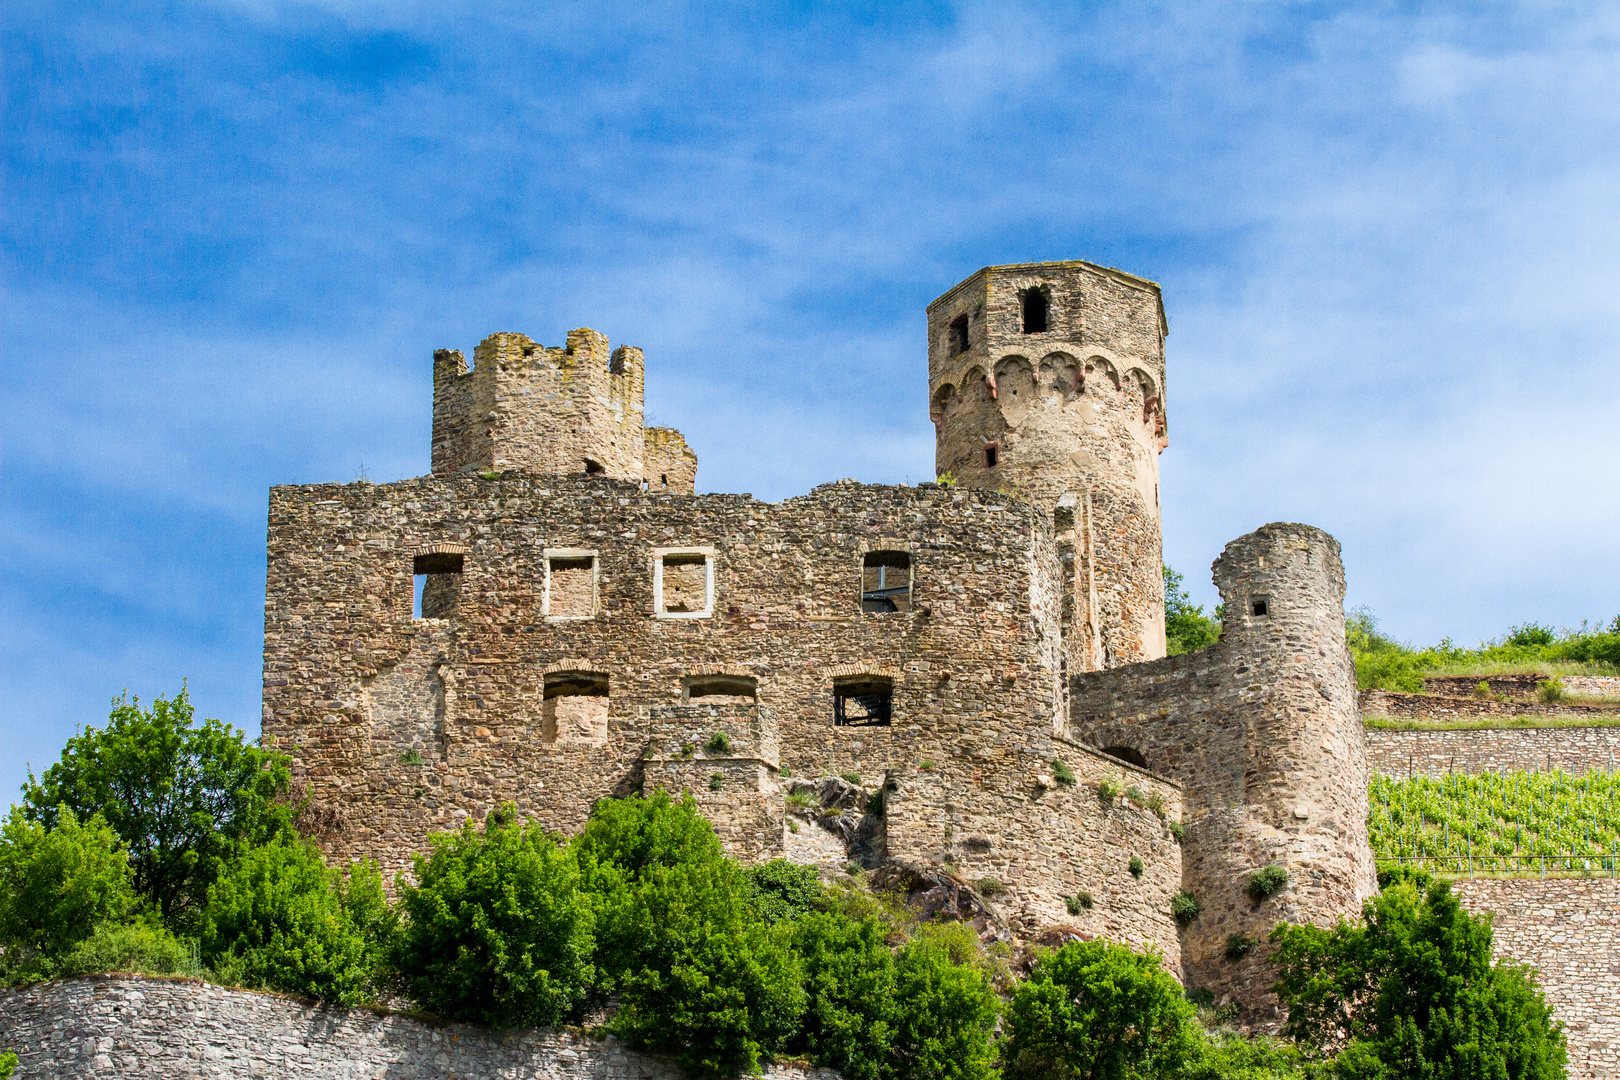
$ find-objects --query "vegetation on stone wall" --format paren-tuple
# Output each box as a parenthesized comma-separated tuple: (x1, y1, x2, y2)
(1371, 769, 1620, 870)
(1348, 609, 1620, 692)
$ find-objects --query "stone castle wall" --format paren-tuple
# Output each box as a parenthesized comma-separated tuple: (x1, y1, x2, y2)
(1361, 689, 1619, 725)
(1070, 524, 1375, 1019)
(0, 976, 841, 1080)
(926, 261, 1169, 669)
(1453, 878, 1620, 1080)
(1366, 722, 1620, 778)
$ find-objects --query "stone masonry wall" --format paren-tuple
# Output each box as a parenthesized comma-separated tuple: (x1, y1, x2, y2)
(1453, 879, 1620, 1080)
(1366, 723, 1620, 777)
(1069, 523, 1375, 1020)
(1361, 689, 1619, 725)
(643, 427, 698, 494)
(0, 975, 841, 1080)
(927, 261, 1169, 669)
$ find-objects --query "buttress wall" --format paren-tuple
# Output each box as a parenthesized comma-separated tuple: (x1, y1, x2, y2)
(927, 262, 1169, 669)
(1069, 523, 1375, 1019)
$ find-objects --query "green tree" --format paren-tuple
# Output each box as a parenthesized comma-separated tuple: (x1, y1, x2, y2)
(0, 805, 138, 983)
(0, 1050, 15, 1079)
(1163, 566, 1221, 656)
(892, 924, 1000, 1080)
(21, 687, 294, 924)
(1002, 938, 1194, 1080)
(579, 794, 806, 1077)
(1271, 880, 1566, 1079)
(748, 858, 827, 924)
(789, 910, 899, 1080)
(201, 833, 392, 1005)
(392, 806, 594, 1026)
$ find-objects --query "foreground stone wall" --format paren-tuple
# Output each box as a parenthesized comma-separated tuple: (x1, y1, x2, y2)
(0, 975, 839, 1080)
(1366, 723, 1620, 777)
(1071, 523, 1375, 1019)
(1454, 878, 1620, 1080)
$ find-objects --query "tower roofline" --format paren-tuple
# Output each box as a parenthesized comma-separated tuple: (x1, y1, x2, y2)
(926, 260, 1168, 337)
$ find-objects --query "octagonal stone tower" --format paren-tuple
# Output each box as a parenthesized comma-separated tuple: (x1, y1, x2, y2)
(927, 261, 1169, 669)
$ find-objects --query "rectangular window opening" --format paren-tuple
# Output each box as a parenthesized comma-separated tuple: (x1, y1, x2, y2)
(985, 445, 998, 468)
(834, 676, 893, 727)
(413, 552, 465, 619)
(545, 551, 598, 620)
(949, 314, 970, 354)
(542, 671, 609, 746)
(655, 549, 714, 618)
(862, 551, 912, 613)
(1250, 596, 1270, 617)
(1021, 288, 1049, 333)
(684, 674, 758, 700)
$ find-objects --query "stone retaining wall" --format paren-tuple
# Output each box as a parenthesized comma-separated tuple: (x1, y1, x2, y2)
(1365, 723, 1620, 777)
(1565, 676, 1620, 698)
(1454, 878, 1620, 1080)
(1360, 689, 1617, 725)
(0, 975, 840, 1080)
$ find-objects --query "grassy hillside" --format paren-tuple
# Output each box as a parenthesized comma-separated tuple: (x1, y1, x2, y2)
(1349, 609, 1620, 692)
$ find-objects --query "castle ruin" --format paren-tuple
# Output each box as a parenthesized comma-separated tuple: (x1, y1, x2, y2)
(262, 260, 1376, 1014)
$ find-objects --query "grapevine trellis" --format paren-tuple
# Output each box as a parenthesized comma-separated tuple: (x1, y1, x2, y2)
(1370, 769, 1620, 875)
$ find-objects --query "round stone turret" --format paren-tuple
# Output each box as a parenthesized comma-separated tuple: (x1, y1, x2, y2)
(927, 261, 1169, 668)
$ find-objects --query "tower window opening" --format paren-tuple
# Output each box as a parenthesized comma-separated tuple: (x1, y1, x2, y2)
(584, 459, 605, 475)
(985, 445, 999, 468)
(413, 551, 465, 619)
(1021, 288, 1048, 333)
(661, 474, 668, 486)
(610, 356, 625, 374)
(861, 551, 912, 613)
(1251, 597, 1270, 617)
(949, 314, 970, 354)
(833, 675, 892, 727)
(1102, 745, 1148, 769)
(522, 346, 537, 357)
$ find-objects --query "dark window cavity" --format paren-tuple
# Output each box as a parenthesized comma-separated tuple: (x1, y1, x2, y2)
(949, 314, 970, 354)
(861, 551, 912, 613)
(1251, 597, 1270, 617)
(584, 458, 605, 475)
(834, 675, 893, 727)
(414, 552, 465, 619)
(684, 674, 758, 700)
(985, 445, 999, 468)
(1102, 746, 1148, 769)
(1021, 288, 1049, 333)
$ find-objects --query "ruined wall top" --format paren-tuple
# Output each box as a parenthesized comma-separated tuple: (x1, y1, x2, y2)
(432, 328, 688, 488)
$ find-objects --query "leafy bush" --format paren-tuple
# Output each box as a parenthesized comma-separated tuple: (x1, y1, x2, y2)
(20, 687, 293, 925)
(1225, 933, 1258, 961)
(891, 924, 1000, 1080)
(202, 833, 392, 1005)
(1051, 759, 1076, 786)
(747, 859, 826, 924)
(1128, 856, 1144, 879)
(789, 911, 899, 1080)
(843, 772, 863, 786)
(1124, 785, 1145, 805)
(1245, 865, 1288, 901)
(1538, 677, 1566, 703)
(1001, 938, 1194, 1080)
(1348, 606, 1620, 692)
(1167, 821, 1186, 844)
(976, 878, 1007, 898)
(1066, 893, 1093, 915)
(709, 772, 725, 791)
(0, 806, 138, 983)
(1164, 565, 1221, 656)
(57, 918, 196, 979)
(393, 806, 595, 1026)
(1272, 880, 1567, 1077)
(1097, 779, 1120, 804)
(0, 1050, 14, 1079)
(706, 731, 732, 753)
(1171, 889, 1200, 927)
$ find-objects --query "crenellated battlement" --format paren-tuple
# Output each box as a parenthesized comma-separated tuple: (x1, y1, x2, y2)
(430, 329, 694, 492)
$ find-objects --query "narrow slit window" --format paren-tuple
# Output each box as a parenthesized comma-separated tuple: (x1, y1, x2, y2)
(985, 445, 999, 468)
(949, 314, 970, 354)
(834, 676, 892, 727)
(861, 551, 912, 613)
(543, 671, 609, 746)
(545, 551, 597, 619)
(1021, 288, 1048, 333)
(414, 551, 465, 619)
(654, 548, 714, 618)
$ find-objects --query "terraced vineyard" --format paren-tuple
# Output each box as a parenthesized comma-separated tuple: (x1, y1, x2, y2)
(1370, 770, 1620, 873)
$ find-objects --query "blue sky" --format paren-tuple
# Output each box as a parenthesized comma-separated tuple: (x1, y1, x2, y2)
(4, 1, 1618, 804)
